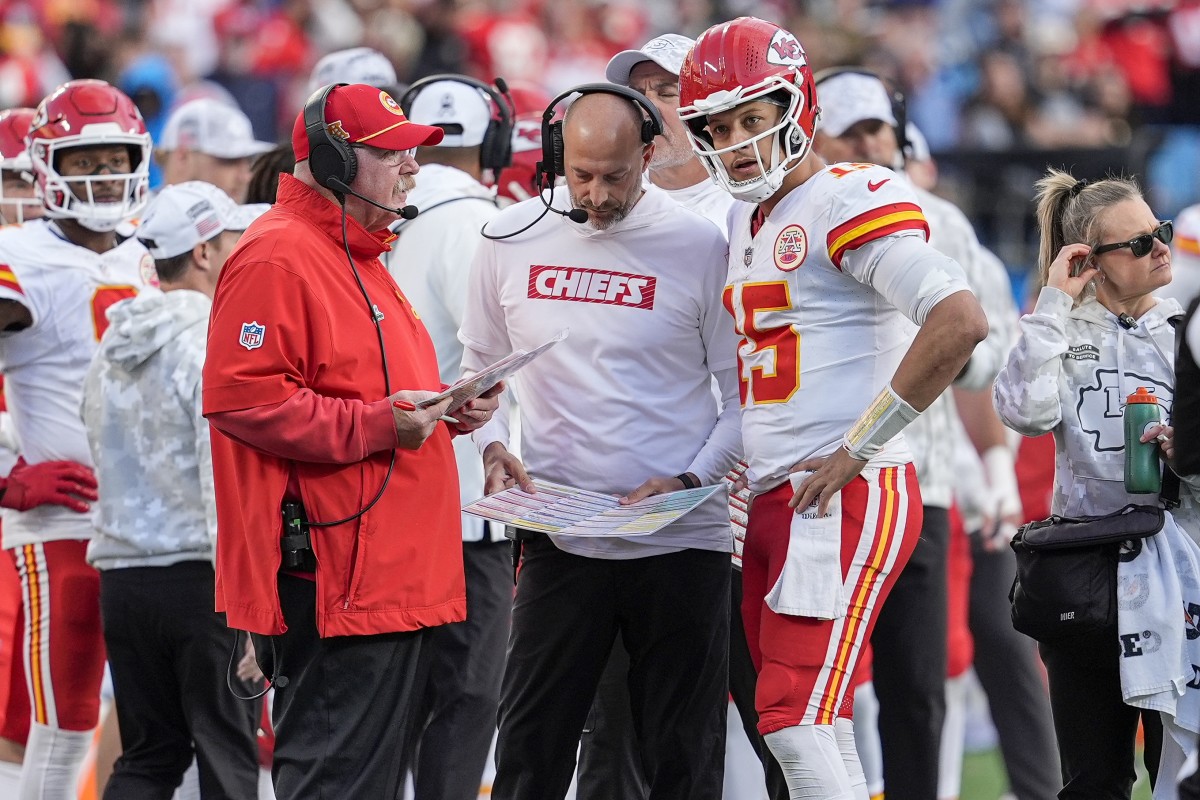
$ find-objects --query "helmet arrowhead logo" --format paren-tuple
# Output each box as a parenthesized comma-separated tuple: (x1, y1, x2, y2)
(766, 30, 806, 67)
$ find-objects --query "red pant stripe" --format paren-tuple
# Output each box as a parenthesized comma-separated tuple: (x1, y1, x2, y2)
(19, 545, 49, 725)
(817, 467, 900, 724)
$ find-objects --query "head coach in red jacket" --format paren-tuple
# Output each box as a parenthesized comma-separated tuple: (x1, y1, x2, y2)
(201, 82, 500, 800)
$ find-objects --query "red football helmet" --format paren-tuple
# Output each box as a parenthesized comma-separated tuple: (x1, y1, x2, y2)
(0, 108, 41, 224)
(26, 80, 152, 231)
(493, 80, 550, 204)
(678, 17, 820, 203)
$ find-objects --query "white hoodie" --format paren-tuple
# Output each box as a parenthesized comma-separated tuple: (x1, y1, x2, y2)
(384, 163, 500, 542)
(994, 286, 1200, 523)
(82, 289, 216, 570)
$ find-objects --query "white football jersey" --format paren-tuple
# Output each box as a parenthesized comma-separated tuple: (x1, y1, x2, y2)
(725, 163, 941, 493)
(0, 220, 153, 547)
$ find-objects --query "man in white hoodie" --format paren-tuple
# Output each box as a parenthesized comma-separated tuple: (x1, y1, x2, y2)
(386, 75, 508, 800)
(81, 181, 267, 799)
(463, 88, 740, 800)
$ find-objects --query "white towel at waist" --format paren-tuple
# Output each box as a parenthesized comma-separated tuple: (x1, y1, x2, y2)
(764, 471, 846, 619)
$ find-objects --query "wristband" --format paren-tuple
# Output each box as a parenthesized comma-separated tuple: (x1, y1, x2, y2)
(843, 384, 920, 461)
(675, 472, 700, 490)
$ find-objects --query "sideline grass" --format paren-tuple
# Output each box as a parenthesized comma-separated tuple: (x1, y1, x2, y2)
(960, 748, 1152, 799)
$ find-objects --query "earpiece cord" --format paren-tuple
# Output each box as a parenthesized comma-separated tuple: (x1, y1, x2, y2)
(222, 207, 399, 701)
(305, 200, 396, 528)
(226, 629, 274, 701)
(480, 194, 554, 241)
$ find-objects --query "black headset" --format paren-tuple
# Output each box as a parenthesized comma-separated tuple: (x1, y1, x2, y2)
(536, 83, 664, 189)
(812, 67, 910, 155)
(303, 82, 359, 191)
(398, 75, 515, 174)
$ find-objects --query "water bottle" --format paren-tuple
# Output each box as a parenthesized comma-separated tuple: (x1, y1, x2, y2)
(1123, 387, 1162, 494)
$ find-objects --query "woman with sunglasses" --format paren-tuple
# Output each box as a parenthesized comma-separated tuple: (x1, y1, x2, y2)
(994, 168, 1199, 797)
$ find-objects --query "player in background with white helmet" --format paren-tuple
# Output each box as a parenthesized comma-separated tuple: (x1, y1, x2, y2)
(678, 17, 986, 797)
(0, 78, 155, 800)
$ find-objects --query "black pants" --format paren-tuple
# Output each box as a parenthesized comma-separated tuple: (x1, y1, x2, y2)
(576, 566, 788, 800)
(405, 539, 510, 800)
(1039, 627, 1163, 799)
(493, 536, 729, 800)
(577, 632, 649, 800)
(870, 504, 948, 800)
(968, 535, 1061, 800)
(252, 573, 425, 800)
(1181, 735, 1200, 800)
(100, 562, 260, 800)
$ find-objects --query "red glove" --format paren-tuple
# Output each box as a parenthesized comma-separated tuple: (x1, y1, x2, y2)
(0, 457, 99, 513)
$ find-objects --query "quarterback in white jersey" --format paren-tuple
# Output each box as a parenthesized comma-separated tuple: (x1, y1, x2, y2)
(0, 79, 152, 800)
(723, 162, 941, 492)
(679, 17, 987, 799)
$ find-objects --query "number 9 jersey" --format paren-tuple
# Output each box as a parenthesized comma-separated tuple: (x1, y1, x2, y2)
(724, 162, 970, 493)
(0, 219, 152, 547)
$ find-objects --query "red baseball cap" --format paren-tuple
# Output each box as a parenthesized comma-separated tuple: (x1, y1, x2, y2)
(292, 83, 444, 161)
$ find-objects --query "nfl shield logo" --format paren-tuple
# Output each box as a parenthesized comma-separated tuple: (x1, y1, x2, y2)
(743, 247, 754, 267)
(239, 321, 265, 351)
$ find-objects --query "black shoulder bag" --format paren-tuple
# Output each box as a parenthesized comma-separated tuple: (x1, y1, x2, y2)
(1009, 470, 1179, 642)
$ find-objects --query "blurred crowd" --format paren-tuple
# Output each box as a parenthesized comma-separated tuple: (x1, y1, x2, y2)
(0, 0, 1196, 154)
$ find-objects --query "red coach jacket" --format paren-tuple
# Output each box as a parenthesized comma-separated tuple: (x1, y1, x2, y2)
(203, 174, 465, 637)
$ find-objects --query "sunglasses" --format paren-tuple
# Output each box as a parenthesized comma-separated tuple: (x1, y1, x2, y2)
(1093, 220, 1173, 258)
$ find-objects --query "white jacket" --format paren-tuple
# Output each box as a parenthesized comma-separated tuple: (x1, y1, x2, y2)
(994, 287, 1200, 522)
(82, 289, 215, 570)
(385, 163, 501, 541)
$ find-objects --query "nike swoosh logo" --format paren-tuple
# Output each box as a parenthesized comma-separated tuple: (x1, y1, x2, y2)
(868, 179, 889, 192)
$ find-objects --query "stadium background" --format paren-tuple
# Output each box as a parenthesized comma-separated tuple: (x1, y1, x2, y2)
(9, 0, 1190, 796)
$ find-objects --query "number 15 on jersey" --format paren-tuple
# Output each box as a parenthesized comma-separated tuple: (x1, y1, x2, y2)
(723, 281, 801, 406)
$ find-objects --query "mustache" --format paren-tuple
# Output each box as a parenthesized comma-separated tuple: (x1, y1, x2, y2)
(397, 176, 416, 193)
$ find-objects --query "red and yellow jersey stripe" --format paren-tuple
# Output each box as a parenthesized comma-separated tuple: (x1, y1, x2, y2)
(826, 203, 929, 270)
(0, 265, 23, 295)
(1178, 233, 1200, 257)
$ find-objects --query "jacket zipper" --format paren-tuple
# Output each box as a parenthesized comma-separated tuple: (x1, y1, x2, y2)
(343, 530, 361, 610)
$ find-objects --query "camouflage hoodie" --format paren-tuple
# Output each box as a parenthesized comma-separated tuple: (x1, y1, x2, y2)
(82, 288, 215, 570)
(994, 286, 1200, 528)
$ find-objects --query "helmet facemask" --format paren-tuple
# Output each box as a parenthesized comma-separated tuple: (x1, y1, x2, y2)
(30, 133, 150, 232)
(0, 160, 42, 225)
(680, 76, 814, 204)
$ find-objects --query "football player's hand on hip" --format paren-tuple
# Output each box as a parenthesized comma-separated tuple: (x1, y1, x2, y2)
(0, 457, 99, 514)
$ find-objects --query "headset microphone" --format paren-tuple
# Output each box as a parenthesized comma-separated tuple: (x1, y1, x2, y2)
(325, 176, 419, 220)
(538, 187, 589, 223)
(480, 184, 588, 241)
